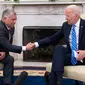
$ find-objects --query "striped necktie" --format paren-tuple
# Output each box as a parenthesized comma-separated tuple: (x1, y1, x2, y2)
(71, 25, 77, 65)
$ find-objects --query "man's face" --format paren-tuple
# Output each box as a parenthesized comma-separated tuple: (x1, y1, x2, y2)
(4, 12, 17, 28)
(65, 9, 76, 25)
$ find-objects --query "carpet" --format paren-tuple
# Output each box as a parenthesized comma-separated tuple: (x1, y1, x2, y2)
(0, 66, 46, 76)
(0, 66, 46, 85)
(0, 66, 83, 85)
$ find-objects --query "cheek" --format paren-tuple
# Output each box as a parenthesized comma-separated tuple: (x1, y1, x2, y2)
(10, 21, 14, 25)
(68, 17, 73, 22)
(7, 19, 12, 24)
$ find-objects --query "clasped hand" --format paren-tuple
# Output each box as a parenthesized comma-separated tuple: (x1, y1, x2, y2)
(0, 52, 6, 60)
(26, 42, 35, 51)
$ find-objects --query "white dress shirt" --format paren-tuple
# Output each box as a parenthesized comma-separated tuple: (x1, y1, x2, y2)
(69, 19, 80, 50)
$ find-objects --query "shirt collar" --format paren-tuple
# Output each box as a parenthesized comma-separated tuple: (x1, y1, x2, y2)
(75, 19, 80, 27)
(5, 25, 10, 31)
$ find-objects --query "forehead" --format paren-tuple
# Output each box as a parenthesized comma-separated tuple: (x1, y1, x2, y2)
(7, 12, 17, 19)
(65, 8, 73, 14)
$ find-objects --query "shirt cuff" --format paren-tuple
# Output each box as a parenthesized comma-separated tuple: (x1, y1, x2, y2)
(34, 42, 39, 48)
(22, 46, 26, 51)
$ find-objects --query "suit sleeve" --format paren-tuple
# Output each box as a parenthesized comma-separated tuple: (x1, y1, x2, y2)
(0, 27, 22, 53)
(38, 25, 64, 47)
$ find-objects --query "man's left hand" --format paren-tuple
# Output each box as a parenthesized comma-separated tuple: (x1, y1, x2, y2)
(76, 50, 85, 61)
(0, 52, 6, 60)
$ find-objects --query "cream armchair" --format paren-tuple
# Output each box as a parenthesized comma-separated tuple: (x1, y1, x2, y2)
(45, 63, 85, 85)
(44, 45, 85, 85)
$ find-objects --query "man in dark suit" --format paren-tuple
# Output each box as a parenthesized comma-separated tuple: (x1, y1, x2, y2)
(30, 5, 85, 85)
(0, 9, 33, 85)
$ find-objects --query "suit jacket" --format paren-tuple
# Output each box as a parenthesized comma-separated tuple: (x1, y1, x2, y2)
(38, 18, 85, 63)
(0, 20, 22, 54)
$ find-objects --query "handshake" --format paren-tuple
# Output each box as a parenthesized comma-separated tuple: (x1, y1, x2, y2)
(0, 42, 35, 60)
(25, 42, 35, 51)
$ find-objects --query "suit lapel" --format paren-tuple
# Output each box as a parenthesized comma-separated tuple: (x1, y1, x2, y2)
(67, 24, 72, 41)
(1, 20, 9, 39)
(79, 19, 84, 43)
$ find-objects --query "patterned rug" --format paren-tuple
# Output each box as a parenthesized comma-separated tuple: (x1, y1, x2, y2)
(0, 66, 46, 76)
(0, 66, 83, 85)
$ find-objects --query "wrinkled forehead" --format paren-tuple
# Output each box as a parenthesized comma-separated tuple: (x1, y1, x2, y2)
(7, 12, 17, 19)
(65, 8, 73, 14)
(8, 12, 16, 16)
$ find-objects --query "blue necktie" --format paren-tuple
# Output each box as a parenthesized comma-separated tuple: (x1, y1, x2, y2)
(71, 25, 77, 65)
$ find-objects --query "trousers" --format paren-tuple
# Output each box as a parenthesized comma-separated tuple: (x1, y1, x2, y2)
(0, 55, 14, 85)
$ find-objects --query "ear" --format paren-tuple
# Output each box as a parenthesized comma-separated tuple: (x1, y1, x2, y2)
(75, 14, 78, 18)
(2, 17, 7, 23)
(4, 16, 7, 19)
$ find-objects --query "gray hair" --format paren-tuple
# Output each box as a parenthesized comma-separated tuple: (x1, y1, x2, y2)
(65, 5, 81, 16)
(2, 9, 16, 18)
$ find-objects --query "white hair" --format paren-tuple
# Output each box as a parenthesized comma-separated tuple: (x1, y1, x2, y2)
(65, 5, 81, 16)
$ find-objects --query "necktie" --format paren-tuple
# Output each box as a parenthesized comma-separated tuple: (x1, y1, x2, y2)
(71, 25, 77, 65)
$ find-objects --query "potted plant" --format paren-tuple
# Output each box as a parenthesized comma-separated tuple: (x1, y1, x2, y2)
(14, 0, 19, 2)
(5, 0, 19, 2)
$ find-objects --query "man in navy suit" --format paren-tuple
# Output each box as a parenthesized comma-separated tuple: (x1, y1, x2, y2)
(30, 5, 85, 85)
(0, 9, 33, 85)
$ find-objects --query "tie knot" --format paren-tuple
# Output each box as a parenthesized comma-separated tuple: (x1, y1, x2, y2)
(73, 25, 76, 28)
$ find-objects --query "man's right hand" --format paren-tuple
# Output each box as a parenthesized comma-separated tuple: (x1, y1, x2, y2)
(26, 42, 35, 51)
(0, 52, 6, 60)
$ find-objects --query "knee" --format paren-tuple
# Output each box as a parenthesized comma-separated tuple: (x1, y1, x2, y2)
(53, 45, 66, 55)
(8, 56, 14, 63)
(54, 45, 65, 51)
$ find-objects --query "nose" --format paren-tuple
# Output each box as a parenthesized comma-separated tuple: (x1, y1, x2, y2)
(14, 20, 16, 24)
(65, 16, 67, 20)
(65, 18, 67, 21)
(66, 17, 69, 21)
